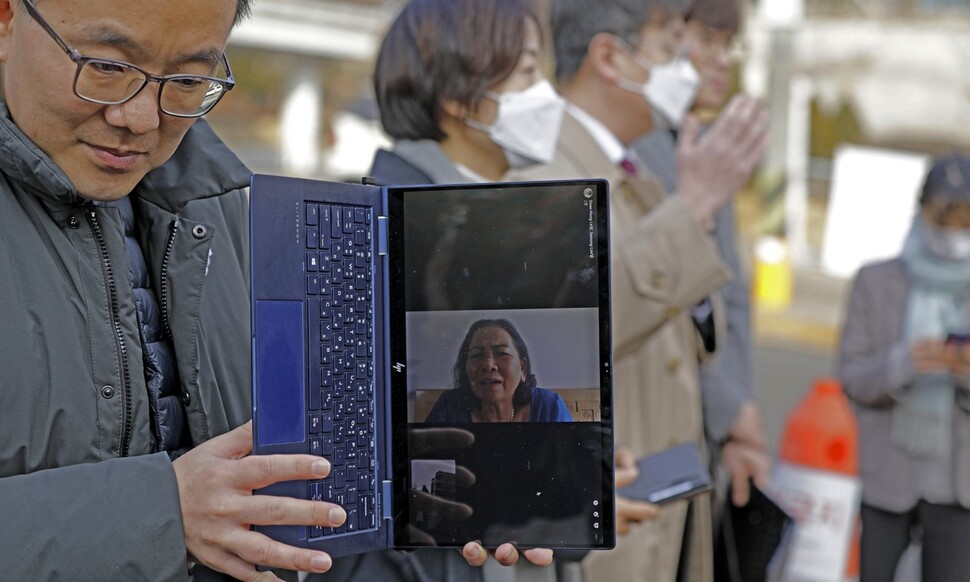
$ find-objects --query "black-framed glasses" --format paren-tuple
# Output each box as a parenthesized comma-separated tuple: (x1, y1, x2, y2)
(23, 0, 234, 118)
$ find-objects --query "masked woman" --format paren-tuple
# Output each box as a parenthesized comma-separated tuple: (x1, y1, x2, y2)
(839, 153, 970, 582)
(368, 0, 563, 184)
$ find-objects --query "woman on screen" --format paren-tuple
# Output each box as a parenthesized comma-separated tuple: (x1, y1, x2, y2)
(426, 319, 573, 423)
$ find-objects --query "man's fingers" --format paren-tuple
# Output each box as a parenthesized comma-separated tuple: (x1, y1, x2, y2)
(204, 421, 255, 460)
(242, 495, 347, 528)
(617, 497, 659, 521)
(462, 542, 489, 567)
(523, 548, 554, 566)
(615, 497, 658, 536)
(202, 548, 276, 582)
(731, 471, 752, 507)
(493, 543, 520, 566)
(239, 454, 332, 489)
(232, 530, 334, 574)
(615, 448, 639, 488)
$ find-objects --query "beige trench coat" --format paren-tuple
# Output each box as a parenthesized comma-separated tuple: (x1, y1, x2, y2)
(510, 110, 731, 582)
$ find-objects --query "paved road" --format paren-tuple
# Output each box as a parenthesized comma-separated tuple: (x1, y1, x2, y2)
(753, 340, 836, 456)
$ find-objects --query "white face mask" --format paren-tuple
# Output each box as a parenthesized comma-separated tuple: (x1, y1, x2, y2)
(465, 79, 566, 169)
(616, 42, 700, 128)
(921, 222, 970, 260)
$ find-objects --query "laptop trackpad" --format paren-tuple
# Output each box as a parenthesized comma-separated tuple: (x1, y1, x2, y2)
(255, 300, 306, 446)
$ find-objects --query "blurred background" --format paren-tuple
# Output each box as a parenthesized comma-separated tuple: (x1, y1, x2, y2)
(208, 0, 970, 455)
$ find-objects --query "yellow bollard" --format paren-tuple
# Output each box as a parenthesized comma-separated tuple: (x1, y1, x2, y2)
(754, 236, 792, 311)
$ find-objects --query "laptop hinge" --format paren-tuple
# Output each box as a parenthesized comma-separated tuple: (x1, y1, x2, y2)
(381, 480, 393, 520)
(377, 216, 389, 256)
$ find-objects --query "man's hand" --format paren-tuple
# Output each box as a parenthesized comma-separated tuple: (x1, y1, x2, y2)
(614, 447, 659, 535)
(729, 401, 767, 451)
(172, 421, 346, 581)
(676, 95, 769, 230)
(723, 402, 771, 507)
(720, 440, 771, 507)
(461, 542, 554, 568)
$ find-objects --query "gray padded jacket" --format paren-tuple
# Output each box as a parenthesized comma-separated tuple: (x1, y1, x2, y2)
(0, 100, 252, 581)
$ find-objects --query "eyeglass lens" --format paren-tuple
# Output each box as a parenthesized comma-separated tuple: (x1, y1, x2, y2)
(75, 59, 227, 116)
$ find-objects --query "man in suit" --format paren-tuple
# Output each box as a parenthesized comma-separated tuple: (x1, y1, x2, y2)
(509, 0, 768, 580)
(633, 0, 772, 523)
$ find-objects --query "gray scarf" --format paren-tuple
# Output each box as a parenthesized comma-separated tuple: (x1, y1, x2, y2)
(893, 217, 970, 456)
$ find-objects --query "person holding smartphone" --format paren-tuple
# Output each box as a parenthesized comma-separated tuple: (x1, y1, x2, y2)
(839, 153, 970, 582)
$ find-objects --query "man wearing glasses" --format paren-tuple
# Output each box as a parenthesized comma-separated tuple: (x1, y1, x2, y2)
(0, 1, 535, 580)
(0, 0, 325, 579)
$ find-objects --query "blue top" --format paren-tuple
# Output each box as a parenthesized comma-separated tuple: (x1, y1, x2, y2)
(424, 387, 574, 423)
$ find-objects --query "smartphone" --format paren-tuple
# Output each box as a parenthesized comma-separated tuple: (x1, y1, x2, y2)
(617, 443, 713, 505)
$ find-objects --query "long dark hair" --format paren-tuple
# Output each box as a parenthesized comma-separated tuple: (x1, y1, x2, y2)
(452, 318, 537, 411)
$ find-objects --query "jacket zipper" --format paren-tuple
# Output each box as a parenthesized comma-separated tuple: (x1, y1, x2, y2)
(159, 219, 178, 340)
(86, 205, 133, 457)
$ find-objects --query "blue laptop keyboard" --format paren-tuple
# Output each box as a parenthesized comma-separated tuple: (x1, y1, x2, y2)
(303, 202, 378, 537)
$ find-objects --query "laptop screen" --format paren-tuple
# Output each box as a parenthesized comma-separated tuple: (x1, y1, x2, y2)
(387, 179, 614, 549)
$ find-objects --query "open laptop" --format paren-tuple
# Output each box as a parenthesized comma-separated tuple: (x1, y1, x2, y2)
(250, 174, 614, 557)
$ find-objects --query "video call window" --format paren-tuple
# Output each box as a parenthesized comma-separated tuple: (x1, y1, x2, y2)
(388, 181, 613, 548)
(406, 309, 601, 424)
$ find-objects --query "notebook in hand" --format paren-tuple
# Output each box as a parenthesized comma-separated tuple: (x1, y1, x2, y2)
(618, 443, 713, 505)
(249, 174, 615, 557)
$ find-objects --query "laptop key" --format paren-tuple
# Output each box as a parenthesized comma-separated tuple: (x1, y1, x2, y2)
(306, 203, 319, 226)
(330, 205, 342, 238)
(345, 508, 358, 533)
(309, 385, 321, 411)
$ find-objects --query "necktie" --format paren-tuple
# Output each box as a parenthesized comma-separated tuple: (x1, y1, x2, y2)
(619, 157, 639, 177)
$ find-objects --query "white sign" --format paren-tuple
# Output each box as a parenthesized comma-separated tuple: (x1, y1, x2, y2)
(770, 463, 861, 582)
(820, 145, 930, 279)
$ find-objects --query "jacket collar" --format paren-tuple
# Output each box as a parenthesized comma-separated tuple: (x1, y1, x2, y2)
(0, 99, 251, 213)
(392, 139, 472, 185)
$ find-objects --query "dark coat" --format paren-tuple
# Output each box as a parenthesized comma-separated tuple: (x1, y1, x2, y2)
(0, 101, 251, 580)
